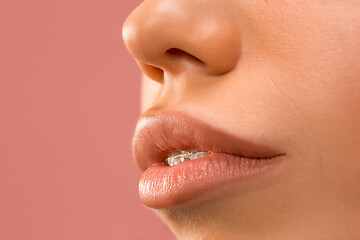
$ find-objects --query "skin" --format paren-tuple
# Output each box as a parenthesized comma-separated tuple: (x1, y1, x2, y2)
(123, 0, 360, 239)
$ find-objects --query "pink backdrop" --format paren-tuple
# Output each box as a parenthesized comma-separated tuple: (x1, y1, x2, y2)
(0, 0, 174, 239)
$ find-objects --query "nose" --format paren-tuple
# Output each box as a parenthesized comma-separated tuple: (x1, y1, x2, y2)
(122, 0, 241, 82)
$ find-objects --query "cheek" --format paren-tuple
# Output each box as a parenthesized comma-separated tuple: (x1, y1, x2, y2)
(247, 0, 360, 154)
(256, 2, 360, 207)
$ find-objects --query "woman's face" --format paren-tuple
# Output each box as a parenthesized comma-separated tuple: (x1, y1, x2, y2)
(123, 0, 360, 239)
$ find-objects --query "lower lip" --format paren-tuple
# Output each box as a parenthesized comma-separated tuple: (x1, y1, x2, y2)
(139, 152, 286, 209)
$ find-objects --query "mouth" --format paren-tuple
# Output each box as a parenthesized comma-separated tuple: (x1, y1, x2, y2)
(132, 110, 286, 209)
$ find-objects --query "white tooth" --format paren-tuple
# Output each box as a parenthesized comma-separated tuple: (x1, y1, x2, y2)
(165, 150, 211, 166)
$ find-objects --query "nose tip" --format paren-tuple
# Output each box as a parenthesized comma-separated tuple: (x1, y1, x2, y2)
(122, 0, 241, 82)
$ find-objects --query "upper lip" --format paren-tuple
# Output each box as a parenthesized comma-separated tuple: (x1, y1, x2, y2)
(132, 110, 284, 172)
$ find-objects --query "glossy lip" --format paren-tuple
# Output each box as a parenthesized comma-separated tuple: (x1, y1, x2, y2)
(132, 110, 286, 209)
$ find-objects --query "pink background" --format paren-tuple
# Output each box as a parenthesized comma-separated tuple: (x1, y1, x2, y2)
(0, 0, 174, 239)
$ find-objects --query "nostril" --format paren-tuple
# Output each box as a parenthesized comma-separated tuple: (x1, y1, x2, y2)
(139, 48, 206, 82)
(139, 62, 164, 83)
(166, 48, 205, 65)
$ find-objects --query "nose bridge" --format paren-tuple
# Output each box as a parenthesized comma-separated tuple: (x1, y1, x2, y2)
(122, 0, 241, 81)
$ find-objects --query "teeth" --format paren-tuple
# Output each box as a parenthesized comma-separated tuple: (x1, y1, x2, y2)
(165, 150, 211, 166)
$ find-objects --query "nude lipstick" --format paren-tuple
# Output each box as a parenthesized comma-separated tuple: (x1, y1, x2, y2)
(132, 111, 286, 209)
